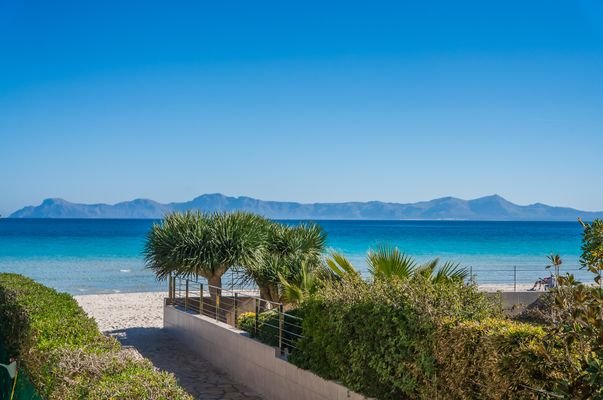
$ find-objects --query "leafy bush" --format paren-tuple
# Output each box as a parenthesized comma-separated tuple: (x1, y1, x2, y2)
(237, 309, 303, 349)
(536, 278, 603, 398)
(289, 277, 586, 400)
(0, 273, 192, 400)
(514, 219, 603, 399)
(237, 312, 256, 333)
(434, 318, 584, 399)
(237, 310, 279, 346)
(290, 278, 502, 399)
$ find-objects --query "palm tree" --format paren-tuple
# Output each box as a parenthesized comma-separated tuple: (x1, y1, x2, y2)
(245, 222, 326, 303)
(546, 253, 563, 281)
(144, 211, 268, 297)
(324, 245, 467, 284)
(279, 261, 320, 305)
(367, 245, 468, 283)
(276, 250, 362, 305)
(367, 246, 418, 280)
(278, 246, 469, 305)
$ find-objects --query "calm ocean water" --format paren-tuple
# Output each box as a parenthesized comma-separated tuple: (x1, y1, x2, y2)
(0, 219, 588, 294)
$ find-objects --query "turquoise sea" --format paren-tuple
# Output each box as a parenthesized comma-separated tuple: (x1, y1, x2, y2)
(0, 219, 588, 294)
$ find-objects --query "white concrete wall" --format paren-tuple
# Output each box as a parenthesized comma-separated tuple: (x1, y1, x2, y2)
(486, 291, 543, 309)
(164, 304, 368, 400)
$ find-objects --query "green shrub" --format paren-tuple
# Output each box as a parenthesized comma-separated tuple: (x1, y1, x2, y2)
(290, 278, 502, 399)
(237, 312, 256, 333)
(434, 318, 584, 399)
(0, 273, 192, 400)
(237, 309, 303, 349)
(536, 278, 603, 398)
(290, 277, 586, 400)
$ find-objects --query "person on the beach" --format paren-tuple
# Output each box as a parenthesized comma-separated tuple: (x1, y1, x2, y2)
(529, 278, 544, 291)
(529, 275, 555, 291)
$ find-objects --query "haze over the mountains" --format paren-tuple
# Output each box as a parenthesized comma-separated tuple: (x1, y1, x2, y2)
(7, 194, 603, 221)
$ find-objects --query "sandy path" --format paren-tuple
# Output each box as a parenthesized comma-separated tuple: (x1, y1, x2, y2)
(75, 292, 262, 400)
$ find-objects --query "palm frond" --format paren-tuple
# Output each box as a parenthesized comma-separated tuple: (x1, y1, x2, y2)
(279, 261, 318, 304)
(416, 258, 440, 279)
(325, 250, 361, 280)
(432, 261, 469, 283)
(367, 245, 417, 280)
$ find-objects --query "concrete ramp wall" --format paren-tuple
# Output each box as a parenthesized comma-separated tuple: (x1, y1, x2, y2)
(164, 303, 367, 400)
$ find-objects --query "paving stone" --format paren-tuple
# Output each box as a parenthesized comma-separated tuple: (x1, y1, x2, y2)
(107, 327, 263, 400)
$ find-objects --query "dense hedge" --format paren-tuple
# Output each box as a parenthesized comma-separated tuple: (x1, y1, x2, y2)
(0, 273, 192, 400)
(434, 318, 585, 399)
(290, 278, 581, 400)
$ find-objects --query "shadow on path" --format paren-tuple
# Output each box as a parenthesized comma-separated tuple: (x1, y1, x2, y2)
(106, 327, 262, 400)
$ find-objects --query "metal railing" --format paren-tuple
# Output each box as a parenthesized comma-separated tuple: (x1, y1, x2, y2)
(167, 275, 303, 355)
(468, 265, 589, 292)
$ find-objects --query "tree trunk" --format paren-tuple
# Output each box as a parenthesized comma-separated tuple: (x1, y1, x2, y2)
(259, 283, 280, 308)
(259, 285, 269, 302)
(208, 274, 222, 299)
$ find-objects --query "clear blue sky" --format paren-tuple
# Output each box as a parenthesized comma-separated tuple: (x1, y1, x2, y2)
(1, 0, 602, 216)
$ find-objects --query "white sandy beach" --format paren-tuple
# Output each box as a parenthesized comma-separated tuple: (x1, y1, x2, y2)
(479, 283, 536, 292)
(75, 291, 167, 332)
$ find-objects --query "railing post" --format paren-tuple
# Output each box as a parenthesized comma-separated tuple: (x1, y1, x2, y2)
(172, 276, 180, 305)
(254, 298, 260, 337)
(172, 276, 176, 303)
(185, 279, 189, 311)
(278, 303, 284, 354)
(174, 276, 177, 302)
(513, 266, 517, 293)
(168, 276, 173, 304)
(199, 283, 204, 315)
(234, 292, 238, 328)
(215, 288, 220, 321)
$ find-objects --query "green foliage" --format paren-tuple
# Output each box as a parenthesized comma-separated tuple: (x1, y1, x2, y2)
(144, 211, 269, 288)
(367, 245, 418, 280)
(146, 212, 326, 303)
(546, 253, 563, 278)
(435, 318, 579, 400)
(326, 245, 469, 284)
(512, 222, 603, 399)
(415, 258, 470, 284)
(579, 218, 603, 286)
(290, 278, 502, 399)
(537, 275, 603, 398)
(237, 309, 303, 349)
(533, 219, 603, 399)
(324, 250, 362, 280)
(367, 245, 469, 283)
(237, 312, 256, 333)
(0, 273, 192, 400)
(279, 261, 320, 304)
(245, 222, 327, 303)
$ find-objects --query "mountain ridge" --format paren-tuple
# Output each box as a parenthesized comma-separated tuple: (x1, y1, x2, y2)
(8, 193, 603, 221)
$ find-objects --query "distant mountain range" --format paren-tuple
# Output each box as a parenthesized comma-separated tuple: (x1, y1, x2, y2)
(7, 193, 603, 221)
